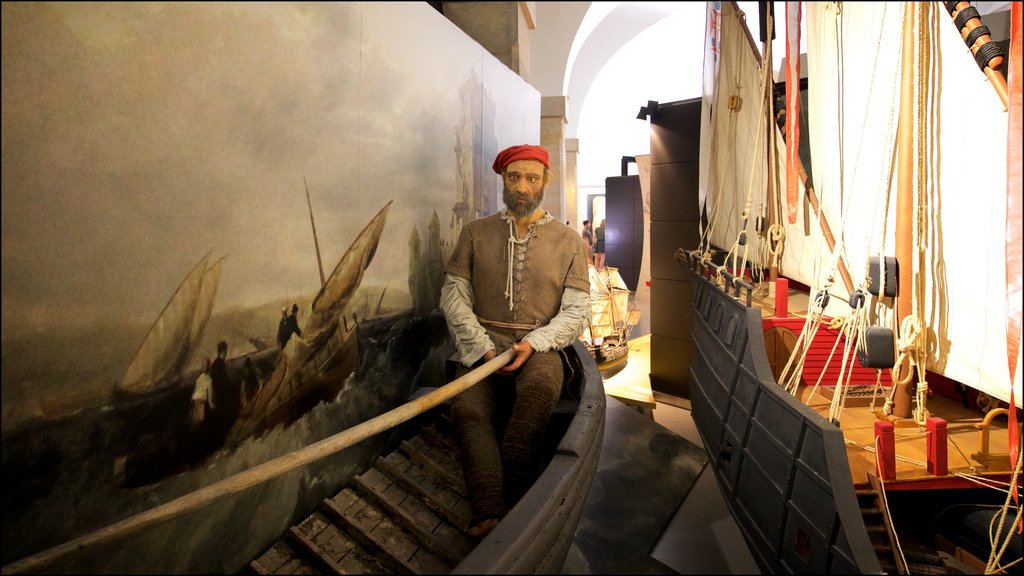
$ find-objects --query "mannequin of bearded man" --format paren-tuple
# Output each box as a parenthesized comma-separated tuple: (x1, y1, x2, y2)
(440, 144, 590, 538)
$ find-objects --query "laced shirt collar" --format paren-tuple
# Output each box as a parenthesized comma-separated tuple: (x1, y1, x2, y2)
(499, 208, 552, 311)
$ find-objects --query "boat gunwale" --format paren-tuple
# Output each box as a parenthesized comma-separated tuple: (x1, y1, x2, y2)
(685, 258, 885, 574)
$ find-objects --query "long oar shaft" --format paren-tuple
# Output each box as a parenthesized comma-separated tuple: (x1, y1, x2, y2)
(2, 348, 515, 575)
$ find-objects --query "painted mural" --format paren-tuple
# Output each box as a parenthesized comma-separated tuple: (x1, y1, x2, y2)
(1, 3, 540, 572)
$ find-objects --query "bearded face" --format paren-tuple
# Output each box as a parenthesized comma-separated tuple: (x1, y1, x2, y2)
(501, 159, 547, 218)
(503, 185, 545, 218)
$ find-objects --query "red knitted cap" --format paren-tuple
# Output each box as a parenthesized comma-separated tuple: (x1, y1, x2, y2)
(491, 144, 550, 174)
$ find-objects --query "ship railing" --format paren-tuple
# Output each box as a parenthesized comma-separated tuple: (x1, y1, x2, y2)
(675, 248, 754, 307)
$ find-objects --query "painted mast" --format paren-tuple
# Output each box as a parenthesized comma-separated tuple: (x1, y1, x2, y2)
(304, 176, 326, 288)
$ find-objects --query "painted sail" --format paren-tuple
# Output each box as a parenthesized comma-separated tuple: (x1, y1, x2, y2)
(117, 254, 220, 395)
(188, 256, 223, 353)
(228, 201, 391, 443)
(704, 2, 1021, 406)
(305, 200, 392, 341)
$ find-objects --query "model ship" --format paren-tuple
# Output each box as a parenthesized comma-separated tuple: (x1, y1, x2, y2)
(581, 264, 642, 372)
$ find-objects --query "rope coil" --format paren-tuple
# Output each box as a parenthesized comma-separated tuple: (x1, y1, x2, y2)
(953, 5, 980, 30)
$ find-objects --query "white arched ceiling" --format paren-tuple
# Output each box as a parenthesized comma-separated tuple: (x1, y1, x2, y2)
(563, 2, 694, 140)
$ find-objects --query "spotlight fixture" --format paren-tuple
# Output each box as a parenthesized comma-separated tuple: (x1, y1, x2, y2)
(636, 100, 660, 120)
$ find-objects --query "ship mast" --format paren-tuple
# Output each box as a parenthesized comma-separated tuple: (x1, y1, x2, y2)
(893, 3, 918, 419)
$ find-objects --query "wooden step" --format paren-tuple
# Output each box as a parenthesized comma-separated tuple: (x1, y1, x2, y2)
(375, 450, 472, 531)
(400, 436, 465, 493)
(352, 465, 474, 566)
(250, 540, 310, 574)
(859, 475, 906, 575)
(322, 488, 452, 574)
(249, 508, 390, 574)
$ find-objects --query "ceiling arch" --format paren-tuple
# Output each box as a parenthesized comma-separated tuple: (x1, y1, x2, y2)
(562, 2, 694, 139)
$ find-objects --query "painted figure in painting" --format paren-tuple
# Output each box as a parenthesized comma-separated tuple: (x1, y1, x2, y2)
(440, 144, 590, 538)
(209, 340, 239, 447)
(277, 304, 303, 350)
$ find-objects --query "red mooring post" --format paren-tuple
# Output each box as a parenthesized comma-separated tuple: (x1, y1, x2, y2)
(874, 420, 896, 481)
(775, 278, 789, 318)
(927, 417, 948, 476)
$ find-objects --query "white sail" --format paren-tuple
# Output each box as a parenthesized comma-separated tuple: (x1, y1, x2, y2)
(704, 1, 774, 273)
(589, 295, 617, 339)
(704, 2, 1020, 407)
(800, 3, 1020, 406)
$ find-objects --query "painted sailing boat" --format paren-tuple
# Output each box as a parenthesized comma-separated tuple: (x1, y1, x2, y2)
(115, 253, 224, 399)
(226, 200, 392, 445)
(582, 265, 641, 371)
(681, 2, 1021, 573)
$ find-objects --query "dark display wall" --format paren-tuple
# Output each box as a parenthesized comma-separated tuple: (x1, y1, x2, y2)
(648, 97, 702, 401)
(604, 175, 644, 292)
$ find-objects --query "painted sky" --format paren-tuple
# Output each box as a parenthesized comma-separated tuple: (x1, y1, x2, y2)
(1, 3, 539, 339)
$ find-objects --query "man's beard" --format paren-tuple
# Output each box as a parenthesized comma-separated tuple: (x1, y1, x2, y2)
(503, 186, 544, 219)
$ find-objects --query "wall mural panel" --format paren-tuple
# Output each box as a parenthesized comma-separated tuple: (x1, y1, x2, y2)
(1, 3, 539, 572)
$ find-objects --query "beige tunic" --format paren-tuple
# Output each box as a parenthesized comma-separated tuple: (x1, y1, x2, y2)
(443, 210, 590, 364)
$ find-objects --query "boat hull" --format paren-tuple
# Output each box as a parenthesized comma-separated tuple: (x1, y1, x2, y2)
(686, 263, 883, 574)
(586, 340, 629, 374)
(250, 340, 606, 574)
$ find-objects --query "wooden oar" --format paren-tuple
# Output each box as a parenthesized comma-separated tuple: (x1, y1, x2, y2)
(2, 347, 516, 575)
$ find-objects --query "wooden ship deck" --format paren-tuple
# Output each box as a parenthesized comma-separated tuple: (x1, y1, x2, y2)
(752, 282, 1014, 491)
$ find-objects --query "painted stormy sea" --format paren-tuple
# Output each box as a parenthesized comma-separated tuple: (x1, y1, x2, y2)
(1, 289, 453, 574)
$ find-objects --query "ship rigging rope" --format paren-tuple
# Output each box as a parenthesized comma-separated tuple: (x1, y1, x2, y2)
(862, 3, 901, 387)
(724, 7, 773, 285)
(874, 436, 912, 574)
(781, 286, 833, 396)
(985, 447, 1023, 574)
(907, 4, 933, 427)
(783, 4, 891, 402)
(827, 311, 870, 423)
(883, 3, 933, 424)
